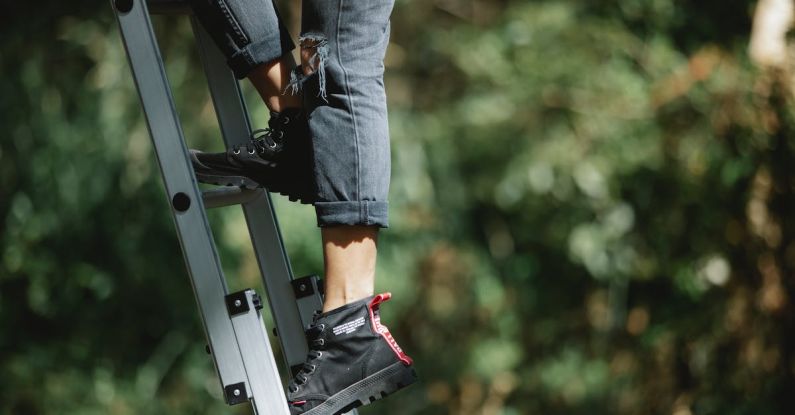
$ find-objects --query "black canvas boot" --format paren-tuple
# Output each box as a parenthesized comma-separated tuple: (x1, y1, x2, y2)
(189, 108, 315, 203)
(287, 293, 417, 415)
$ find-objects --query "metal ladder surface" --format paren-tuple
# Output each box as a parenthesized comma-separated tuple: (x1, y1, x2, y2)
(109, 0, 343, 413)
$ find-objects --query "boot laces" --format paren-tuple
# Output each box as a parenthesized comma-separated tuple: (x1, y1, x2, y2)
(231, 127, 284, 155)
(288, 322, 326, 394)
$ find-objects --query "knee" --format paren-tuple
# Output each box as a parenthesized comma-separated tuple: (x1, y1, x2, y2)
(299, 33, 329, 76)
(284, 32, 330, 100)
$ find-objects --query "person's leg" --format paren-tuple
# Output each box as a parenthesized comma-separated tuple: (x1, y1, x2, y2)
(293, 0, 395, 311)
(284, 1, 416, 413)
(296, 8, 393, 229)
(188, 0, 397, 329)
(187, 0, 317, 203)
(321, 225, 378, 312)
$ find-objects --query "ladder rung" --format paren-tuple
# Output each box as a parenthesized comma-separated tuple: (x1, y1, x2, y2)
(147, 0, 191, 15)
(202, 187, 264, 209)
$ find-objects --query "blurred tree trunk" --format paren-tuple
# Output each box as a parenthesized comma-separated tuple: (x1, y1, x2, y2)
(750, 0, 794, 94)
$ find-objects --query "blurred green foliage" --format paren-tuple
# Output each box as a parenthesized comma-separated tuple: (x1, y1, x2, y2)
(2, 0, 795, 414)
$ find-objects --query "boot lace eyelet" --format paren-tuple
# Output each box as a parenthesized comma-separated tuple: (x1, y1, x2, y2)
(283, 116, 290, 124)
(232, 148, 241, 155)
(248, 148, 256, 155)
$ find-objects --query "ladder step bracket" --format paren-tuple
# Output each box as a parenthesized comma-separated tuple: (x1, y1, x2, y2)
(224, 382, 249, 405)
(226, 290, 252, 316)
(226, 289, 265, 317)
(291, 275, 322, 299)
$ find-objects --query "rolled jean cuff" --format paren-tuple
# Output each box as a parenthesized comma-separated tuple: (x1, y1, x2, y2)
(314, 201, 389, 228)
(227, 35, 295, 79)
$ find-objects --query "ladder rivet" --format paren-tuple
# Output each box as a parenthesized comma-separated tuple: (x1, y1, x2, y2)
(234, 299, 242, 307)
(233, 389, 241, 396)
(172, 192, 191, 212)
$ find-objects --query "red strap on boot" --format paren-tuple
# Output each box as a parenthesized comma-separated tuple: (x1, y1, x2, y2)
(368, 293, 413, 366)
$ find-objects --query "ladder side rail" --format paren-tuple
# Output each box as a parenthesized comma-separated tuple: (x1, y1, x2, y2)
(190, 20, 311, 372)
(226, 290, 292, 415)
(110, 0, 249, 400)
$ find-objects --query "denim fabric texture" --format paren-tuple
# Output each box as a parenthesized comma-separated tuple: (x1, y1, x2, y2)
(188, 0, 295, 79)
(189, 0, 395, 228)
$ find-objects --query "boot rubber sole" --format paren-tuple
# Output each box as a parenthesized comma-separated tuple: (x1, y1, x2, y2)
(299, 362, 417, 415)
(195, 171, 260, 189)
(195, 172, 311, 204)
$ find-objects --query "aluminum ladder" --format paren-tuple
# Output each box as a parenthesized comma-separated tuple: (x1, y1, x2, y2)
(109, 0, 346, 413)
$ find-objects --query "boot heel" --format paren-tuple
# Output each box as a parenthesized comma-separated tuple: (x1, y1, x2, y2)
(355, 362, 418, 407)
(386, 363, 418, 393)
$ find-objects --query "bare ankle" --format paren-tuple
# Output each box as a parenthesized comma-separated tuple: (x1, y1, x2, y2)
(322, 286, 374, 312)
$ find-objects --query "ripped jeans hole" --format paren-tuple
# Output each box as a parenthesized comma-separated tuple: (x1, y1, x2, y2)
(284, 32, 329, 102)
